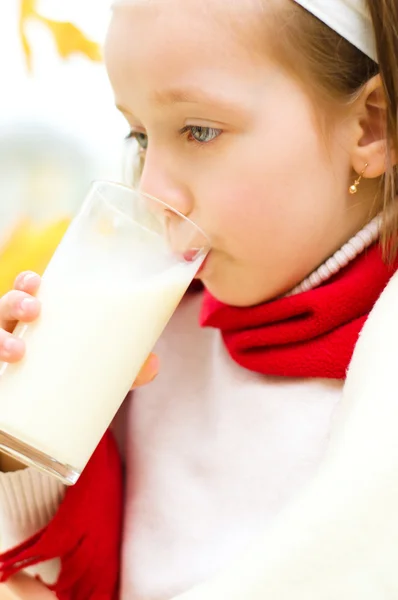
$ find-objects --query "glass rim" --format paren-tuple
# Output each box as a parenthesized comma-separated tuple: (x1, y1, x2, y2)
(90, 179, 211, 250)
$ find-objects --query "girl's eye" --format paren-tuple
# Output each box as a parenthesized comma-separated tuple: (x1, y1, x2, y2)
(126, 131, 148, 150)
(125, 126, 222, 150)
(182, 126, 222, 144)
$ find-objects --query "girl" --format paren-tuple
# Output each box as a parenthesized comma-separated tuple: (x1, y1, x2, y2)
(0, 0, 397, 598)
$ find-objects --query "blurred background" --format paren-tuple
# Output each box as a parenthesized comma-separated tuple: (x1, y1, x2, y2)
(0, 0, 128, 294)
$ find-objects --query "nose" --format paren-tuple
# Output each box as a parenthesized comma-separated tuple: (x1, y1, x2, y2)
(138, 149, 209, 259)
(138, 148, 193, 218)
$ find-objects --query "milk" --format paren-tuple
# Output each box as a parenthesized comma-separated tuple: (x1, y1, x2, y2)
(0, 201, 205, 482)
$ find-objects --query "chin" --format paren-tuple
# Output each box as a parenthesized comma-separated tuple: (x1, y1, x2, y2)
(200, 257, 289, 307)
(202, 278, 273, 308)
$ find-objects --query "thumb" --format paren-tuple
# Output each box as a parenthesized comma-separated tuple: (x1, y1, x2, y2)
(131, 353, 159, 389)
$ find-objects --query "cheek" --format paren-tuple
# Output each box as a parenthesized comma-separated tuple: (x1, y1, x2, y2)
(199, 177, 268, 242)
(199, 126, 326, 246)
(195, 105, 342, 271)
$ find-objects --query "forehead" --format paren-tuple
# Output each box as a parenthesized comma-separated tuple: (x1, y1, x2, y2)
(105, 0, 270, 84)
(105, 0, 273, 114)
(111, 0, 264, 19)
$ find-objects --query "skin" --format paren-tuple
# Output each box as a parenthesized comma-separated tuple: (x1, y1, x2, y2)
(105, 0, 381, 308)
(0, 0, 395, 596)
(103, 6, 397, 598)
(0, 0, 389, 464)
(0, 572, 57, 599)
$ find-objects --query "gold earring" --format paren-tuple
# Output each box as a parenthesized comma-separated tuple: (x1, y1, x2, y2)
(349, 164, 368, 195)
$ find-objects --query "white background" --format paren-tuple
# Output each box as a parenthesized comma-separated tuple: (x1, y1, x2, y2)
(0, 0, 129, 230)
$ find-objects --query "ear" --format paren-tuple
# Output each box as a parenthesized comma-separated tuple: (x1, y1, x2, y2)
(351, 74, 396, 179)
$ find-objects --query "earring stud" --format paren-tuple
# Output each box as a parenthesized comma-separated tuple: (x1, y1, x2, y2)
(349, 164, 368, 195)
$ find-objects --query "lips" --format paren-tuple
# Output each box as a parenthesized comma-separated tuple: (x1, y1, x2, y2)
(194, 253, 209, 278)
(183, 249, 200, 262)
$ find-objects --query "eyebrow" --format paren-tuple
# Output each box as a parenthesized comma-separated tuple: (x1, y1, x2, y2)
(151, 87, 245, 113)
(116, 86, 247, 118)
(153, 87, 222, 104)
(116, 104, 134, 116)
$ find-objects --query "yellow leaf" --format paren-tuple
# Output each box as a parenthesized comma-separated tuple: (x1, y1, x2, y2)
(19, 28, 33, 71)
(0, 218, 70, 297)
(18, 0, 102, 69)
(20, 0, 37, 20)
(39, 17, 102, 61)
(19, 0, 38, 70)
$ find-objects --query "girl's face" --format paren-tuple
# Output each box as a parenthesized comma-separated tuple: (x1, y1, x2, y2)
(105, 0, 372, 306)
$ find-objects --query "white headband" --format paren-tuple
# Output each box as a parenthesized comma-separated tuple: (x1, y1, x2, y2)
(293, 0, 378, 62)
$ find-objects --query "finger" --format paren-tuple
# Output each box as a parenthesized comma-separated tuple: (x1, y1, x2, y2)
(0, 328, 25, 363)
(131, 353, 159, 389)
(14, 271, 41, 295)
(0, 290, 41, 330)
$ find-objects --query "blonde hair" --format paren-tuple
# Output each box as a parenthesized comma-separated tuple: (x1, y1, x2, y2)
(264, 0, 398, 259)
(122, 0, 398, 257)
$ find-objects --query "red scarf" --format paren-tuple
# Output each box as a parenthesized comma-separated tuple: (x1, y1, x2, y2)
(0, 432, 123, 599)
(200, 244, 396, 379)
(0, 243, 395, 598)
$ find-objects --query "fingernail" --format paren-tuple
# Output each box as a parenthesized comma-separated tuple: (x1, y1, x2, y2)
(148, 371, 158, 383)
(23, 272, 39, 287)
(20, 297, 37, 312)
(147, 354, 159, 379)
(3, 337, 23, 355)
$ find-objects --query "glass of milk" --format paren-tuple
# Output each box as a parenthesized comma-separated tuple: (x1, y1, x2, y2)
(0, 181, 210, 485)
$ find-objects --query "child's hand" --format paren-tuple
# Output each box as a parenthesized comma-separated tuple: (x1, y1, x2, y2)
(0, 571, 58, 598)
(131, 353, 159, 388)
(0, 271, 159, 386)
(0, 271, 41, 362)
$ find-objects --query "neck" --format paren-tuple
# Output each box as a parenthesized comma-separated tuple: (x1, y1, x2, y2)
(287, 214, 382, 297)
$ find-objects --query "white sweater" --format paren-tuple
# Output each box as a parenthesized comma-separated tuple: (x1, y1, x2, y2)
(0, 292, 343, 597)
